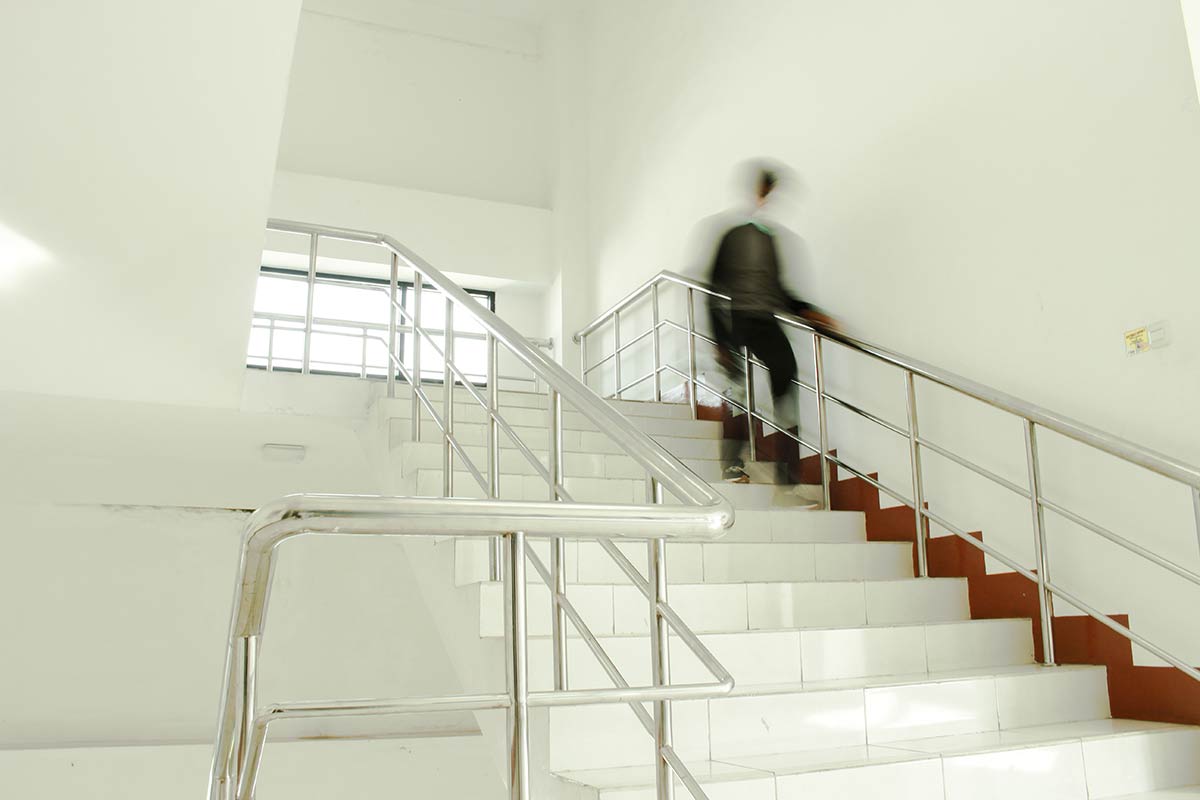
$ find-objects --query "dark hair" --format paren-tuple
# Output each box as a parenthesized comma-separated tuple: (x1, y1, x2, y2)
(758, 169, 778, 199)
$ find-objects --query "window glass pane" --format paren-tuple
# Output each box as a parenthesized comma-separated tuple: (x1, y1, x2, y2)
(253, 275, 307, 316)
(454, 336, 487, 382)
(272, 358, 302, 372)
(312, 281, 389, 325)
(246, 356, 268, 368)
(365, 337, 390, 369)
(273, 329, 305, 361)
(407, 288, 446, 331)
(247, 326, 270, 358)
(311, 328, 364, 367)
(419, 334, 446, 382)
(453, 294, 490, 336)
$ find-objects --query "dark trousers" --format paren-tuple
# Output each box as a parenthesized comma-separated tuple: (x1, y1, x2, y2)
(711, 309, 799, 479)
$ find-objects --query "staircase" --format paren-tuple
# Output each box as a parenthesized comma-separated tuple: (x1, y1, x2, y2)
(384, 390, 1200, 800)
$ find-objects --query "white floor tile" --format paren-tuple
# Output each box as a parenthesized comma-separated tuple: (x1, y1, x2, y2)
(548, 701, 710, 771)
(864, 578, 969, 624)
(1083, 729, 1200, 798)
(746, 581, 867, 629)
(814, 542, 912, 580)
(612, 583, 748, 634)
(702, 543, 816, 582)
(995, 666, 1110, 729)
(865, 676, 998, 743)
(800, 624, 928, 682)
(941, 741, 1088, 800)
(708, 688, 866, 758)
(924, 618, 1033, 672)
(774, 757, 944, 800)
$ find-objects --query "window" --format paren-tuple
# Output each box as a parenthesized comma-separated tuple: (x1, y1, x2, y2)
(246, 267, 496, 383)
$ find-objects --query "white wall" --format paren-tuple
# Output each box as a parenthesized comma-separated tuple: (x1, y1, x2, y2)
(0, 0, 302, 408)
(271, 170, 554, 288)
(277, 3, 549, 208)
(557, 1, 1200, 663)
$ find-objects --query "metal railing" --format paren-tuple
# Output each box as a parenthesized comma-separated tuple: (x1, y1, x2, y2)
(248, 266, 553, 392)
(575, 269, 1200, 682)
(209, 224, 735, 800)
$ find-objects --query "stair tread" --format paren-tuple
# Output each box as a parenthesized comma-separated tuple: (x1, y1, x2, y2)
(1108, 789, 1200, 800)
(510, 616, 1029, 638)
(555, 720, 1198, 789)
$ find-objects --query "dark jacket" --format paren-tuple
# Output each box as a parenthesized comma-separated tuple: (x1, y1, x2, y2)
(708, 221, 811, 317)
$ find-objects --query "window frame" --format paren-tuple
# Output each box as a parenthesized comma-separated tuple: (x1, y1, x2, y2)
(247, 266, 497, 385)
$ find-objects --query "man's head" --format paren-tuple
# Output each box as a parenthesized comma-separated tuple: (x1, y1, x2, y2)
(756, 169, 778, 207)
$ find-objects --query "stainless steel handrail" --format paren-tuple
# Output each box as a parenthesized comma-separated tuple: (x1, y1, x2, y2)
(211, 224, 735, 800)
(575, 268, 1200, 689)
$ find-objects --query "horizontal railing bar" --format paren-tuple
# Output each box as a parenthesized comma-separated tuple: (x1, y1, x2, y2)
(1038, 497, 1200, 588)
(259, 693, 511, 721)
(823, 394, 909, 438)
(1044, 581, 1200, 684)
(269, 221, 732, 513)
(522, 544, 656, 732)
(824, 453, 914, 508)
(920, 507, 1040, 583)
(917, 436, 1031, 499)
(658, 364, 821, 456)
(529, 683, 732, 707)
(616, 369, 658, 396)
(658, 319, 819, 394)
(581, 270, 1200, 491)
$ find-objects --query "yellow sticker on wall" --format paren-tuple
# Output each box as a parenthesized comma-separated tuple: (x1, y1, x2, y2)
(1124, 326, 1151, 355)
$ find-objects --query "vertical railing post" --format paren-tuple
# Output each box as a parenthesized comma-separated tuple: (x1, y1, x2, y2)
(743, 347, 757, 464)
(813, 334, 832, 510)
(266, 321, 275, 373)
(411, 273, 423, 442)
(904, 371, 929, 577)
(235, 636, 258, 790)
(1023, 420, 1056, 665)
(580, 335, 589, 386)
(302, 234, 318, 374)
(646, 477, 674, 800)
(387, 253, 398, 398)
(488, 334, 503, 581)
(685, 288, 698, 420)
(549, 387, 568, 690)
(505, 530, 531, 800)
(613, 311, 623, 399)
(651, 283, 662, 402)
(443, 296, 455, 497)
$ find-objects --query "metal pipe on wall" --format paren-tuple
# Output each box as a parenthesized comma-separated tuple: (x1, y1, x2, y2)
(685, 287, 698, 420)
(387, 253, 398, 398)
(302, 234, 318, 374)
(813, 335, 832, 509)
(443, 298, 455, 497)
(1023, 420, 1056, 665)
(506, 531, 531, 800)
(549, 388, 568, 691)
(743, 347, 757, 464)
(488, 334, 503, 581)
(651, 284, 662, 402)
(412, 273, 424, 442)
(904, 372, 929, 577)
(647, 478, 674, 800)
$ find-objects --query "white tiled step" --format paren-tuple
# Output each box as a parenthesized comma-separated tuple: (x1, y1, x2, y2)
(411, 468, 643, 502)
(477, 578, 968, 637)
(390, 410, 721, 439)
(1108, 790, 1200, 800)
(709, 481, 824, 509)
(454, 539, 911, 585)
(547, 665, 1109, 772)
(554, 720, 1200, 800)
(397, 441, 726, 481)
(606, 399, 694, 419)
(720, 508, 866, 544)
(395, 420, 726, 460)
(515, 617, 1032, 694)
